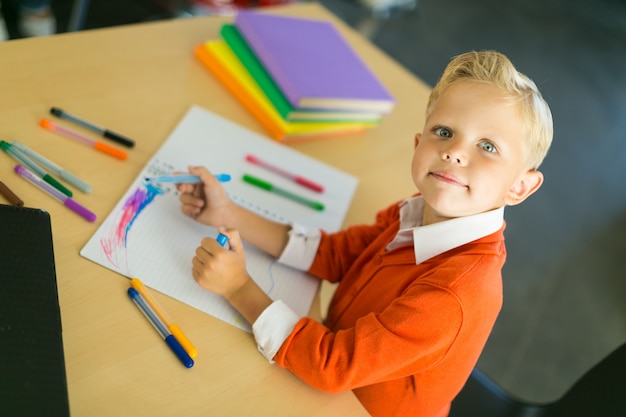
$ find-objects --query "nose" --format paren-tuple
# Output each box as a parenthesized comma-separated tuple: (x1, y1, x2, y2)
(441, 142, 467, 165)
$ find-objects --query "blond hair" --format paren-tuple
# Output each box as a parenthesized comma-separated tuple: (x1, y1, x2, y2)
(427, 51, 553, 169)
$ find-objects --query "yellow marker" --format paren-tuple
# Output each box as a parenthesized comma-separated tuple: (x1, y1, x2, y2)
(130, 278, 198, 359)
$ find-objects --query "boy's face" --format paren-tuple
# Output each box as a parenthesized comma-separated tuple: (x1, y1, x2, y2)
(412, 81, 543, 225)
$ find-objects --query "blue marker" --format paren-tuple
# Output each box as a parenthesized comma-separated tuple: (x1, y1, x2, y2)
(144, 173, 231, 184)
(127, 287, 194, 368)
(216, 232, 229, 247)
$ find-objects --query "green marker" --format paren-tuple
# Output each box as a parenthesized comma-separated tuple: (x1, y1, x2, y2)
(0, 140, 73, 197)
(242, 173, 324, 211)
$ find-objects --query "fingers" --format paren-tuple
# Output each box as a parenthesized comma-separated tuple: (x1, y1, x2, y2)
(191, 239, 219, 285)
(175, 168, 203, 193)
(178, 165, 231, 220)
(191, 256, 204, 281)
(179, 191, 205, 208)
(179, 197, 203, 218)
(188, 165, 221, 188)
(196, 237, 222, 260)
(176, 182, 195, 194)
(217, 227, 242, 253)
(177, 166, 210, 217)
(193, 236, 228, 267)
(188, 165, 213, 177)
(191, 234, 245, 297)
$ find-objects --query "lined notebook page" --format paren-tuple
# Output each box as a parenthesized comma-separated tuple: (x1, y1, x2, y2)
(81, 105, 358, 332)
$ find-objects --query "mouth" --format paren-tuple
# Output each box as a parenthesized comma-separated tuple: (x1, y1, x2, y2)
(429, 171, 468, 188)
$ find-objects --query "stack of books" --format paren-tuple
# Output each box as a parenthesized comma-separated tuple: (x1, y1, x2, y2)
(194, 10, 395, 142)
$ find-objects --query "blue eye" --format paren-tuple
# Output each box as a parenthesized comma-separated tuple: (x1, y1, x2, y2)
(479, 141, 497, 153)
(434, 127, 452, 138)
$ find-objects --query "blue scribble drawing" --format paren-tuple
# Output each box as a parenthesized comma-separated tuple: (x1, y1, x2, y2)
(100, 183, 164, 270)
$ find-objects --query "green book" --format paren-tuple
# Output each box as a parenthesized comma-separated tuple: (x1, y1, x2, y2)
(220, 24, 382, 123)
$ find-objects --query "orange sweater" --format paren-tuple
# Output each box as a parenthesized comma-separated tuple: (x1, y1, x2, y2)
(274, 202, 505, 417)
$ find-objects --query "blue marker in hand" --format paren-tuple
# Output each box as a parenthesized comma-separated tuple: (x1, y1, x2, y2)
(216, 233, 229, 248)
(144, 173, 231, 184)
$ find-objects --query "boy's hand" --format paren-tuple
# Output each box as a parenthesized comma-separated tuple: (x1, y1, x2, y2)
(192, 228, 250, 300)
(177, 166, 233, 227)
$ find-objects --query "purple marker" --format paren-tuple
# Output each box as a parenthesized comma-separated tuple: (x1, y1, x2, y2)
(14, 164, 97, 222)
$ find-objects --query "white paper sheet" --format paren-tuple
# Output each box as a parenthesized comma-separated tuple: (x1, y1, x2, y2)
(80, 105, 358, 332)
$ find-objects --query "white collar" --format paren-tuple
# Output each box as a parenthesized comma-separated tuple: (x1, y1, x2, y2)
(388, 196, 504, 264)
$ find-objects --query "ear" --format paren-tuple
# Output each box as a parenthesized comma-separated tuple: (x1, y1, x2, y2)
(414, 132, 421, 149)
(504, 170, 544, 206)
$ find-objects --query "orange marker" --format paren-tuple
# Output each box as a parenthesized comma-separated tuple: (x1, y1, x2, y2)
(39, 118, 127, 160)
(130, 278, 198, 359)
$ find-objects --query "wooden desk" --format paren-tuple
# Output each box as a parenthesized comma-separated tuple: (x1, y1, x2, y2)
(0, 3, 431, 416)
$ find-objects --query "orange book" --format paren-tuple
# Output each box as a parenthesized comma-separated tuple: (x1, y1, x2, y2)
(194, 41, 377, 142)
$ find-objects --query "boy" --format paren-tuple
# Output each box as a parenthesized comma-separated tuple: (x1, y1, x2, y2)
(177, 50, 553, 417)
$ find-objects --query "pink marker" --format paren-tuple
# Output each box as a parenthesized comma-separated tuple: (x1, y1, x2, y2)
(39, 118, 128, 160)
(245, 154, 324, 193)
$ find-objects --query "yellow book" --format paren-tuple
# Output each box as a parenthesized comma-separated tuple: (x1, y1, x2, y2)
(195, 41, 378, 142)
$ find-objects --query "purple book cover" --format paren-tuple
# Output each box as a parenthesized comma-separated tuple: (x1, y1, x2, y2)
(234, 11, 395, 112)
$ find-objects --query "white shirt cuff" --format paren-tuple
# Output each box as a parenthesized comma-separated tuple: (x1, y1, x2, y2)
(277, 223, 321, 271)
(252, 300, 301, 363)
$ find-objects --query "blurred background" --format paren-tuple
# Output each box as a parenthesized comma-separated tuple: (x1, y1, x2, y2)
(2, 0, 625, 405)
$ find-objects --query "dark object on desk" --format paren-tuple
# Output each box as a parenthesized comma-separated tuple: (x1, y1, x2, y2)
(448, 341, 626, 417)
(0, 179, 24, 206)
(50, 106, 136, 148)
(0, 204, 70, 417)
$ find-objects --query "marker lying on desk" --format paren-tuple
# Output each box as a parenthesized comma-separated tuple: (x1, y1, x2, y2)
(11, 141, 92, 193)
(14, 165, 97, 222)
(144, 173, 231, 184)
(130, 278, 197, 359)
(39, 119, 128, 160)
(127, 287, 194, 368)
(50, 107, 135, 148)
(245, 154, 324, 193)
(242, 174, 325, 211)
(0, 179, 23, 206)
(0, 140, 73, 197)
